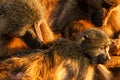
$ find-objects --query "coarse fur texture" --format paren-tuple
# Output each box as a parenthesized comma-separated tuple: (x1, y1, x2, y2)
(0, 0, 42, 37)
(0, 0, 49, 57)
(0, 28, 112, 80)
(48, 1, 120, 76)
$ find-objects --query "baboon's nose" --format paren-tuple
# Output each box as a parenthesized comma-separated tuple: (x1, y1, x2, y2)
(97, 54, 110, 64)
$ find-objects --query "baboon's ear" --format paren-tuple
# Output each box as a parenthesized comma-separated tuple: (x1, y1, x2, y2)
(81, 34, 89, 41)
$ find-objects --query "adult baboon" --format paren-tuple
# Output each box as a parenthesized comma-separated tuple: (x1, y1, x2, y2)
(0, 0, 51, 57)
(49, 0, 120, 40)
(0, 28, 112, 80)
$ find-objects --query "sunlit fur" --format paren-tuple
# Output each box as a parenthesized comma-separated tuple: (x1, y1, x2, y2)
(0, 28, 112, 80)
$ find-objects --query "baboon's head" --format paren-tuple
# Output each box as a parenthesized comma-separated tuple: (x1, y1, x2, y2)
(0, 0, 43, 48)
(76, 28, 111, 64)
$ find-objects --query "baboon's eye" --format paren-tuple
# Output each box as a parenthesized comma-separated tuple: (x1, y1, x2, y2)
(81, 34, 89, 41)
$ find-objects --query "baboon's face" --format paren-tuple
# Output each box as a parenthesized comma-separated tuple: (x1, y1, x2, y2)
(88, 45, 111, 64)
(78, 29, 111, 64)
(82, 40, 111, 64)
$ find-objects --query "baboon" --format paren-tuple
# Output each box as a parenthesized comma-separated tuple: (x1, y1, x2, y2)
(49, 0, 120, 53)
(0, 0, 51, 57)
(49, 0, 104, 38)
(0, 28, 112, 80)
(49, 0, 120, 39)
(48, 0, 120, 77)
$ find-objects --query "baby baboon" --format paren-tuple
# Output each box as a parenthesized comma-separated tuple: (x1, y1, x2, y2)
(0, 0, 49, 57)
(0, 28, 112, 80)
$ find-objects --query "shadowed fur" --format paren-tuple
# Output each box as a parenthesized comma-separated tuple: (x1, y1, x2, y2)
(49, 0, 120, 40)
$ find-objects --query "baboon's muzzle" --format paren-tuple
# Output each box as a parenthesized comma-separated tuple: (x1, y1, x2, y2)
(97, 53, 111, 64)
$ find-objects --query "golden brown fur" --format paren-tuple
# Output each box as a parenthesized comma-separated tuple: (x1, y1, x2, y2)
(47, 0, 120, 70)
(0, 28, 112, 80)
(0, 37, 29, 57)
(0, 0, 50, 57)
(0, 0, 43, 38)
(40, 0, 58, 21)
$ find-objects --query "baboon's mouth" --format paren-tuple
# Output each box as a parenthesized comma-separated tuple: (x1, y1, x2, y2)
(91, 57, 108, 65)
